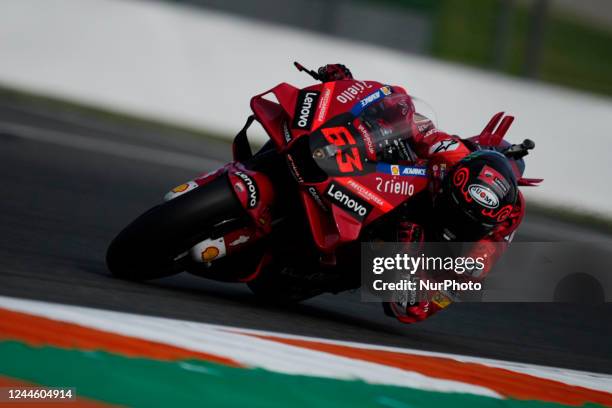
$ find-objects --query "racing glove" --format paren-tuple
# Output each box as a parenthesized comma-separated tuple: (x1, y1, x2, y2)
(317, 64, 353, 82)
(382, 221, 433, 324)
(392, 240, 499, 324)
(387, 290, 452, 324)
(396, 220, 424, 244)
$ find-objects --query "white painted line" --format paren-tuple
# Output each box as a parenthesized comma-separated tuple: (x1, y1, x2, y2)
(226, 326, 612, 394)
(0, 122, 226, 171)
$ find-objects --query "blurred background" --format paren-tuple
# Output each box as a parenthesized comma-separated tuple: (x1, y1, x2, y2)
(172, 0, 612, 96)
(0, 0, 611, 217)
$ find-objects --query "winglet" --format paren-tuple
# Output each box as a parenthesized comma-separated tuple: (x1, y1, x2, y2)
(518, 178, 543, 187)
(478, 112, 514, 147)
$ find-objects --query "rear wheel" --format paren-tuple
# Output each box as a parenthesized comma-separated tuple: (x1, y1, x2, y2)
(106, 175, 244, 281)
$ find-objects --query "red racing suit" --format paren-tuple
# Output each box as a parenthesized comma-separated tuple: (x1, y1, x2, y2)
(318, 64, 525, 323)
(388, 118, 526, 323)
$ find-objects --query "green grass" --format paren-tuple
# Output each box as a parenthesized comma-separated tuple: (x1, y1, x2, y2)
(540, 11, 612, 95)
(0, 341, 589, 408)
(387, 0, 612, 98)
(430, 0, 502, 67)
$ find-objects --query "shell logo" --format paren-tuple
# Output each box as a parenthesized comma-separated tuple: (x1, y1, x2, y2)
(201, 246, 220, 262)
(432, 291, 451, 308)
(172, 183, 190, 193)
(390, 165, 400, 176)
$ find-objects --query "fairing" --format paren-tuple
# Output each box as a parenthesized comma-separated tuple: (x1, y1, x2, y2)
(251, 80, 431, 251)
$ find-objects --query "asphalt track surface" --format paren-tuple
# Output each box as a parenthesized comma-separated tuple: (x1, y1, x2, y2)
(0, 97, 610, 374)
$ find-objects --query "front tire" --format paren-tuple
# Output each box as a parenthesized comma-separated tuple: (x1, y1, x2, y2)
(106, 174, 244, 281)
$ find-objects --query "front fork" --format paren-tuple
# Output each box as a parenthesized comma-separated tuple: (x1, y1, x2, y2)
(164, 162, 275, 279)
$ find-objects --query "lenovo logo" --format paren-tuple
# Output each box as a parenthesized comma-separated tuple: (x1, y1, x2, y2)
(292, 90, 320, 130)
(235, 171, 259, 208)
(326, 182, 371, 220)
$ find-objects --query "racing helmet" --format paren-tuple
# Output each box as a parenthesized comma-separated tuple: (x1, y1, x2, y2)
(432, 150, 518, 241)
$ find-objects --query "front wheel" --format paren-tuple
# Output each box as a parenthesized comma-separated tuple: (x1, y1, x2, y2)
(106, 175, 244, 281)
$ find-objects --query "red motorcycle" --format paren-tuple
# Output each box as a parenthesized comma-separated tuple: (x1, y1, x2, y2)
(107, 62, 536, 302)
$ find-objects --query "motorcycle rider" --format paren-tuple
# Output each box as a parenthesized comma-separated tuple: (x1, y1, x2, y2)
(316, 64, 525, 323)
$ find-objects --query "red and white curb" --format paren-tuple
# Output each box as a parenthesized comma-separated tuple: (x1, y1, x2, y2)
(0, 295, 610, 405)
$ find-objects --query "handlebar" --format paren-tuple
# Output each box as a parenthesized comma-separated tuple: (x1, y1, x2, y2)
(294, 61, 321, 81)
(503, 138, 535, 159)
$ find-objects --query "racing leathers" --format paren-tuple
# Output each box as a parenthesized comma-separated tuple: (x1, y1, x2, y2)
(387, 122, 525, 324)
(316, 64, 525, 324)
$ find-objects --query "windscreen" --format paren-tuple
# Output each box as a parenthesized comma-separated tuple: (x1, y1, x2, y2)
(308, 90, 438, 178)
(355, 93, 437, 164)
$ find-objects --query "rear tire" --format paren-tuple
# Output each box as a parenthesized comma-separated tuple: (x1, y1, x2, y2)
(106, 175, 244, 281)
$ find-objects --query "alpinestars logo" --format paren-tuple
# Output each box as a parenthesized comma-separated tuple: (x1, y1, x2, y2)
(429, 139, 459, 155)
(292, 90, 320, 130)
(235, 171, 259, 208)
(326, 182, 371, 220)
